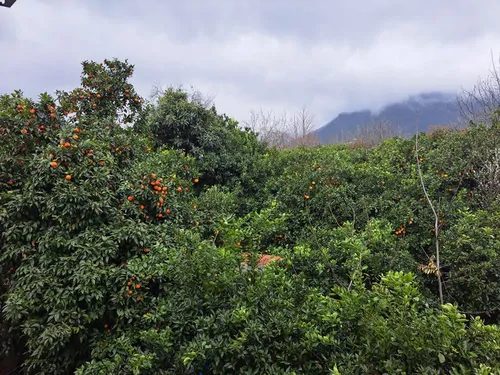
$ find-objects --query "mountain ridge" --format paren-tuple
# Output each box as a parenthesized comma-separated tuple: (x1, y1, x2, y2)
(314, 92, 461, 144)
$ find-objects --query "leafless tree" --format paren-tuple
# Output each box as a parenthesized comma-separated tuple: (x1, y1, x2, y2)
(288, 133, 320, 148)
(350, 119, 403, 148)
(188, 85, 217, 109)
(244, 108, 292, 149)
(244, 106, 317, 149)
(476, 147, 500, 209)
(289, 106, 315, 139)
(148, 82, 164, 103)
(458, 52, 500, 125)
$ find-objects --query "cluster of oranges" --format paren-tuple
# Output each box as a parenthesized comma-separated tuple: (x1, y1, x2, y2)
(15, 103, 27, 113)
(395, 217, 415, 236)
(60, 128, 79, 148)
(126, 276, 142, 302)
(304, 181, 316, 200)
(395, 224, 407, 236)
(134, 173, 199, 220)
(135, 173, 171, 220)
(47, 104, 56, 118)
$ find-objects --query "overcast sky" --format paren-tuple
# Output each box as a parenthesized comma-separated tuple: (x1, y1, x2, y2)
(1, 0, 500, 128)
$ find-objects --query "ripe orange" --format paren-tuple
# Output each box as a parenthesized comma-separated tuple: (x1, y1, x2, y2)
(128, 290, 133, 295)
(176, 187, 182, 192)
(29, 108, 35, 114)
(50, 161, 58, 168)
(193, 178, 199, 183)
(140, 205, 145, 210)
(73, 135, 78, 140)
(127, 196, 135, 202)
(65, 175, 72, 181)
(21, 129, 28, 134)
(135, 284, 141, 289)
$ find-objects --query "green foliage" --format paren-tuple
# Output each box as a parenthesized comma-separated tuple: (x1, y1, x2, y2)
(2, 58, 500, 374)
(141, 87, 270, 212)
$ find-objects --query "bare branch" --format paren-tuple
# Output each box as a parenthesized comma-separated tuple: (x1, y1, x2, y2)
(244, 106, 317, 149)
(458, 51, 500, 125)
(415, 116, 444, 306)
(349, 119, 403, 148)
(188, 85, 217, 109)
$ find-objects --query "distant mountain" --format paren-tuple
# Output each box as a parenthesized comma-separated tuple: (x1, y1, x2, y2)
(314, 92, 461, 144)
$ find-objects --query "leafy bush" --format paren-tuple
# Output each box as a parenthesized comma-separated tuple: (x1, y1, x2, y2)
(141, 87, 270, 212)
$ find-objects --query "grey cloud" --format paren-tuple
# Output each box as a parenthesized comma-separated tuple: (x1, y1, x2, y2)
(1, 0, 500, 128)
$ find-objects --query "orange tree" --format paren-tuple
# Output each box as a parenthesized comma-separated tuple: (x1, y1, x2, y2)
(259, 126, 500, 318)
(0, 59, 199, 374)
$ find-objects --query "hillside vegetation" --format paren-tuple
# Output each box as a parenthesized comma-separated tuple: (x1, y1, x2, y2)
(1, 59, 500, 374)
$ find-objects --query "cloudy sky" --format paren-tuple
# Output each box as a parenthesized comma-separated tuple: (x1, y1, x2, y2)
(1, 0, 500, 128)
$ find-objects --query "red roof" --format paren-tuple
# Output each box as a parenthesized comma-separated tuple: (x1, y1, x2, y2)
(241, 253, 283, 267)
